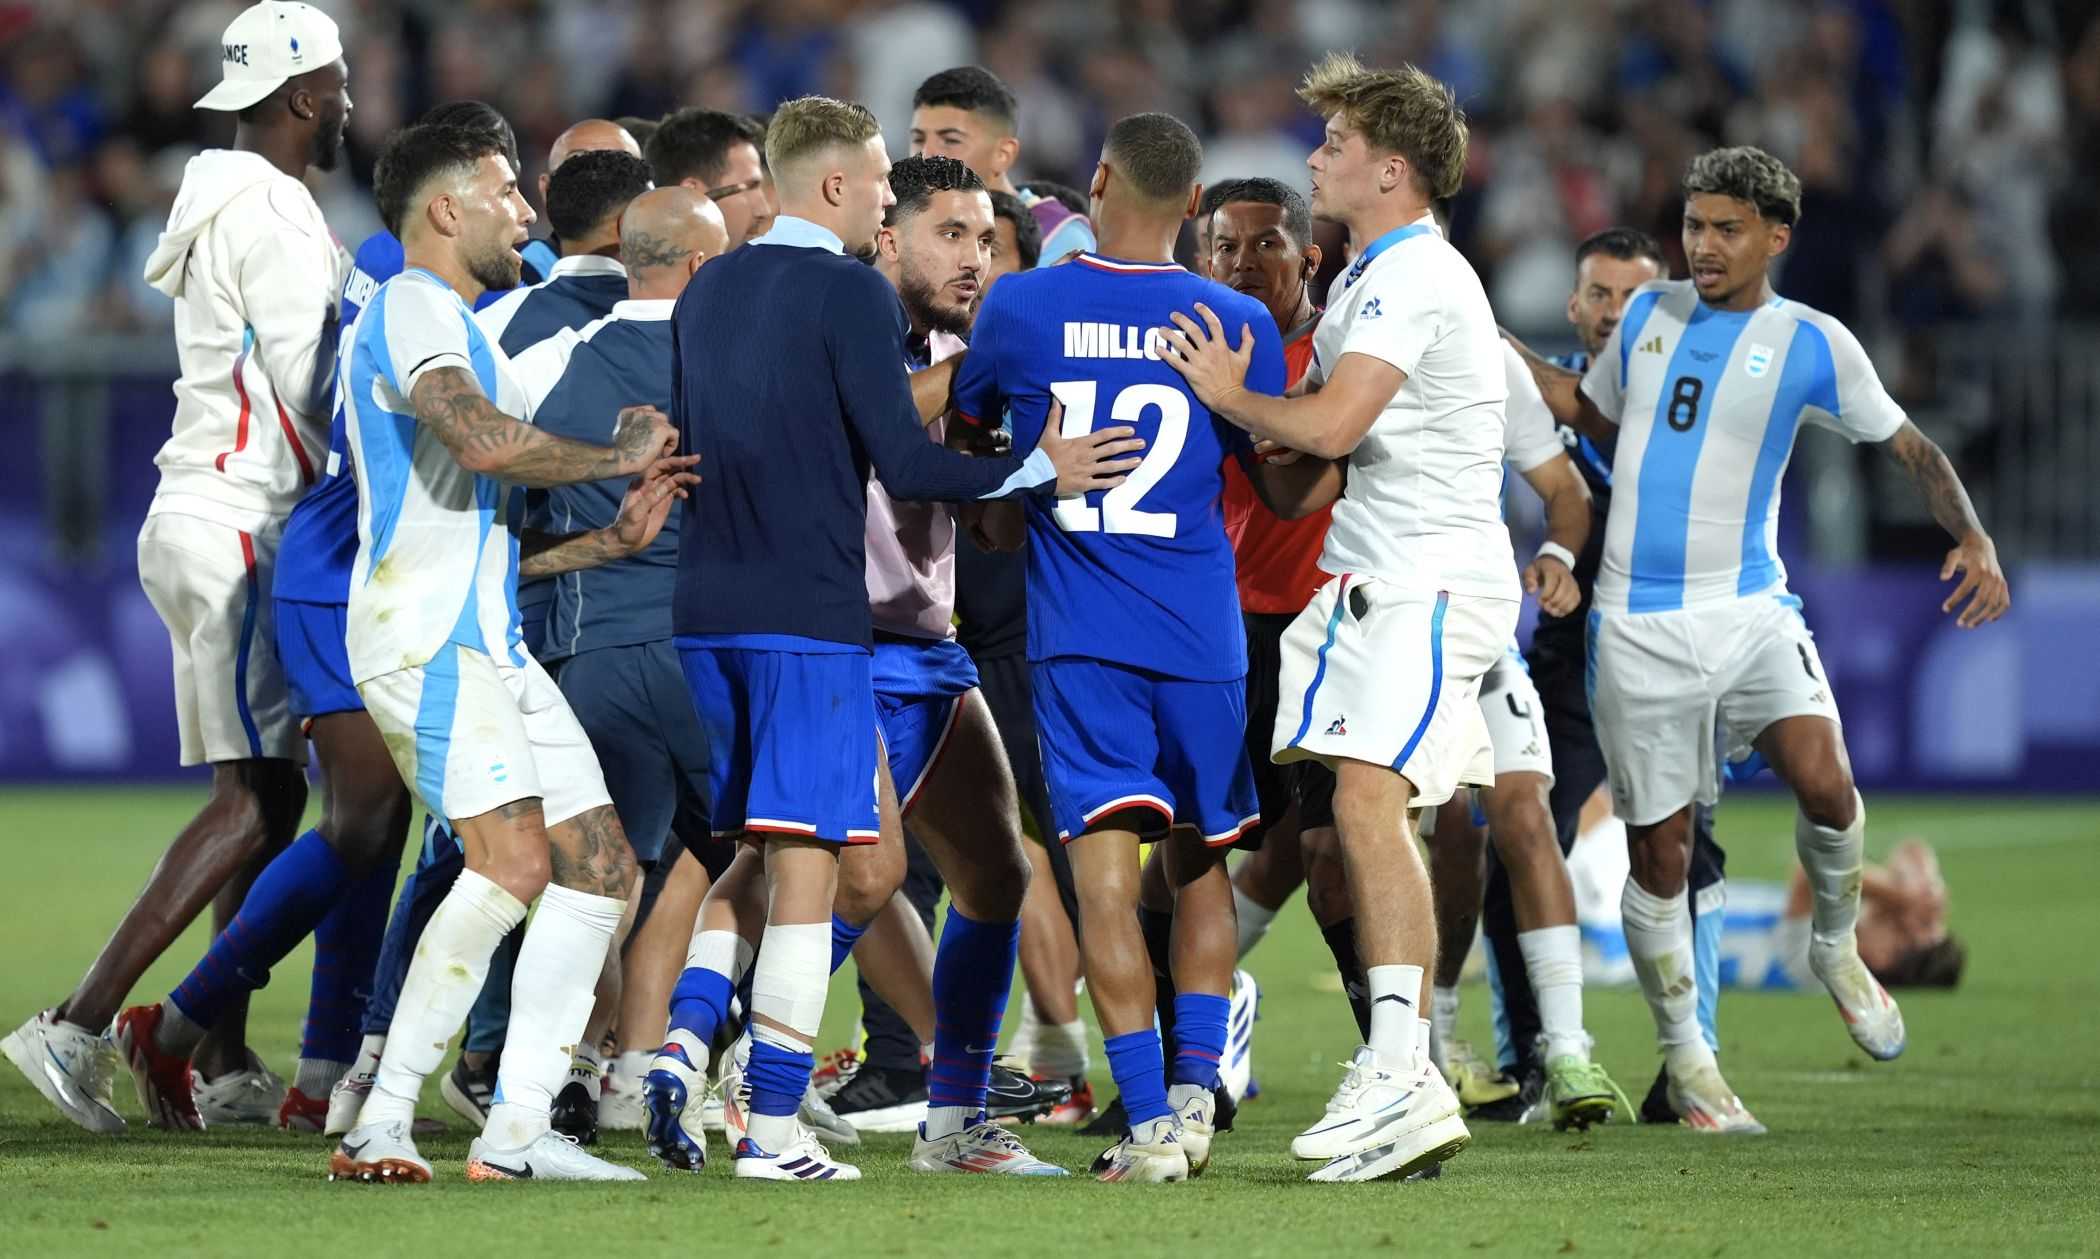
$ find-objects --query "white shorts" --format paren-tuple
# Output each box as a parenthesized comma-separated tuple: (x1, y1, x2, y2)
(137, 511, 305, 767)
(358, 643, 612, 826)
(1591, 592, 1840, 825)
(1273, 577, 1516, 809)
(1479, 649, 1553, 783)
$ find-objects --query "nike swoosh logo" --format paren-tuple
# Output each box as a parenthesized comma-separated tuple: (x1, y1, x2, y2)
(339, 1140, 369, 1158)
(479, 1160, 533, 1179)
(965, 1043, 997, 1056)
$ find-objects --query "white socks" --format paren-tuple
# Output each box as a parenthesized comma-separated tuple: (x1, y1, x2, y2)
(1621, 877, 1708, 1068)
(1429, 985, 1460, 1069)
(482, 883, 624, 1150)
(689, 927, 756, 982)
(1365, 963, 1424, 1070)
(361, 869, 526, 1129)
(1518, 924, 1589, 1061)
(744, 920, 829, 1152)
(294, 1057, 350, 1098)
(1232, 885, 1278, 960)
(1795, 793, 1866, 947)
(1032, 1015, 1089, 1081)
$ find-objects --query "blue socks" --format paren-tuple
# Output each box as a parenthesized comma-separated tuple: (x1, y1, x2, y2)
(301, 860, 396, 1065)
(829, 913, 868, 975)
(746, 1035, 814, 1119)
(1104, 1028, 1171, 1127)
(928, 908, 1018, 1114)
(1170, 992, 1228, 1089)
(669, 965, 735, 1046)
(170, 829, 345, 1028)
(365, 820, 462, 1036)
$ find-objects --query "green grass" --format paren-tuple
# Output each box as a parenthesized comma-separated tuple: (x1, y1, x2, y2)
(1, 789, 2096, 1256)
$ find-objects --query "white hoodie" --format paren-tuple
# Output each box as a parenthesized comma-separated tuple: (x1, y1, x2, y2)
(142, 149, 346, 533)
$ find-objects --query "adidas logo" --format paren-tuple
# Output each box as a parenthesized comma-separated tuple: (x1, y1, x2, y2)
(1326, 715, 1348, 736)
(1637, 335, 1665, 354)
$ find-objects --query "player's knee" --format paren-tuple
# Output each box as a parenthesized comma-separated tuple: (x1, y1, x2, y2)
(1794, 768, 1858, 830)
(1627, 828, 1690, 895)
(1487, 784, 1555, 865)
(325, 784, 412, 875)
(482, 849, 552, 906)
(954, 842, 1029, 920)
(835, 852, 900, 925)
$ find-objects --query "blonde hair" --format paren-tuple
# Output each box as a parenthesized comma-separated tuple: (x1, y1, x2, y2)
(764, 96, 881, 181)
(1298, 53, 1468, 200)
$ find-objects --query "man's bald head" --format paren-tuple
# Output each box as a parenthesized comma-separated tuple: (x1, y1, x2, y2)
(622, 186, 730, 300)
(540, 119, 642, 216)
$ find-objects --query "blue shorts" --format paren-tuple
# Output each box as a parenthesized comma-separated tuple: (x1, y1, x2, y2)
(277, 599, 361, 721)
(558, 640, 713, 867)
(873, 634, 979, 814)
(1031, 657, 1259, 847)
(676, 635, 880, 845)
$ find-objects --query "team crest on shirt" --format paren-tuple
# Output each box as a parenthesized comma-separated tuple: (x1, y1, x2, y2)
(1326, 715, 1348, 736)
(1745, 343, 1775, 378)
(1360, 298, 1383, 320)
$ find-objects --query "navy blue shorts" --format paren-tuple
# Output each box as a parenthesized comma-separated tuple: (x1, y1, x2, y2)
(676, 636, 880, 845)
(872, 634, 978, 814)
(557, 640, 713, 867)
(277, 598, 361, 721)
(1032, 657, 1259, 847)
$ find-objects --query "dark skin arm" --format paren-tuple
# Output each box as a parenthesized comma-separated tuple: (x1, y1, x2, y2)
(1502, 332, 1617, 445)
(410, 367, 676, 488)
(912, 355, 961, 428)
(1877, 420, 2010, 627)
(1237, 444, 1346, 520)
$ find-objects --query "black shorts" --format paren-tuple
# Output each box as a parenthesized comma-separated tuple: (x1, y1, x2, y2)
(1244, 610, 1337, 836)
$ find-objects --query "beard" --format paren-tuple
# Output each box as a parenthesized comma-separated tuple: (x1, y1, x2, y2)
(466, 235, 524, 293)
(310, 116, 345, 173)
(900, 266, 970, 338)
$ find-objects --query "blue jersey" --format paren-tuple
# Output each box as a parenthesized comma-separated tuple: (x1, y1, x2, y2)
(952, 254, 1285, 683)
(275, 231, 403, 605)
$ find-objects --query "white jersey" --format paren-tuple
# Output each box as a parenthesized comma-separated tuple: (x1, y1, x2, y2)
(141, 150, 346, 531)
(341, 268, 536, 684)
(1503, 340, 1564, 474)
(1308, 214, 1518, 600)
(1580, 280, 1906, 613)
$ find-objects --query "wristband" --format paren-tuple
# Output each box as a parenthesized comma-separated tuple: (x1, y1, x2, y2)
(1534, 541, 1576, 572)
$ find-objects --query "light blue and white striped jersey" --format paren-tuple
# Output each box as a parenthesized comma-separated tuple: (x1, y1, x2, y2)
(340, 268, 536, 684)
(1579, 279, 1906, 614)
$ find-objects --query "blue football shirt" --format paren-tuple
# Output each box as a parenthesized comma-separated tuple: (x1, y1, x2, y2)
(952, 253, 1285, 682)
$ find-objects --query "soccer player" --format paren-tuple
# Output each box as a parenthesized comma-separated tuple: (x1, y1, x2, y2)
(1161, 56, 1517, 1183)
(492, 185, 732, 1146)
(326, 120, 688, 1185)
(654, 96, 1135, 1183)
(480, 146, 652, 355)
(954, 112, 1314, 1184)
(909, 65, 1096, 263)
(1511, 146, 2010, 1130)
(4, 0, 350, 1135)
(646, 109, 773, 247)
(106, 101, 520, 1141)
(1480, 227, 1733, 1126)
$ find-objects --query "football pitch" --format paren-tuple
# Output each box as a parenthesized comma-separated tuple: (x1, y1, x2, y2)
(0, 789, 2094, 1257)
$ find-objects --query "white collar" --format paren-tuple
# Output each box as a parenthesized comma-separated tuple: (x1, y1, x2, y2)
(611, 298, 673, 321)
(548, 253, 627, 278)
(752, 214, 845, 255)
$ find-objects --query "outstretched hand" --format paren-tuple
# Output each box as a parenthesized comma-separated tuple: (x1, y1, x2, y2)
(1159, 302, 1254, 411)
(611, 454, 702, 554)
(1940, 531, 2010, 628)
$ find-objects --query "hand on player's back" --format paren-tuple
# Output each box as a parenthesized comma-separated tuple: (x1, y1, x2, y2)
(610, 404, 678, 476)
(1036, 396, 1144, 496)
(1160, 302, 1254, 411)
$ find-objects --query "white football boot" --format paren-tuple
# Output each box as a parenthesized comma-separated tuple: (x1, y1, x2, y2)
(1296, 1046, 1470, 1182)
(1091, 1116, 1190, 1183)
(466, 1130, 647, 1182)
(330, 1120, 433, 1184)
(1809, 934, 1907, 1061)
(1219, 969, 1259, 1105)
(1664, 1055, 1766, 1135)
(733, 1124, 861, 1181)
(1170, 1084, 1217, 1176)
(909, 1120, 1067, 1175)
(3, 1010, 125, 1134)
(193, 1051, 286, 1126)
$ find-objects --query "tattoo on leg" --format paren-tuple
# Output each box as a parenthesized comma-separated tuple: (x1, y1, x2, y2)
(551, 806, 635, 896)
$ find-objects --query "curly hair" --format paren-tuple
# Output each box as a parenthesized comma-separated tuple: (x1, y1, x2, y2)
(1298, 53, 1468, 200)
(885, 154, 985, 227)
(1683, 146, 1803, 226)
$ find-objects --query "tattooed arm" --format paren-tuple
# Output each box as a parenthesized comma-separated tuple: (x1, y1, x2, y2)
(1878, 420, 2010, 627)
(1503, 332, 1617, 445)
(516, 456, 701, 578)
(409, 367, 677, 488)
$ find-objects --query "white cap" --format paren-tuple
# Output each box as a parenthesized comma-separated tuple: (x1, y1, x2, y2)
(194, 2, 344, 112)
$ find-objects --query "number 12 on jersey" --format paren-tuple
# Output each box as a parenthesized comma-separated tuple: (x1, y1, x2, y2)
(1048, 379, 1189, 538)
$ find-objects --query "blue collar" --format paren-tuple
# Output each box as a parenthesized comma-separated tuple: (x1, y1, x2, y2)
(752, 215, 845, 255)
(1338, 217, 1437, 295)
